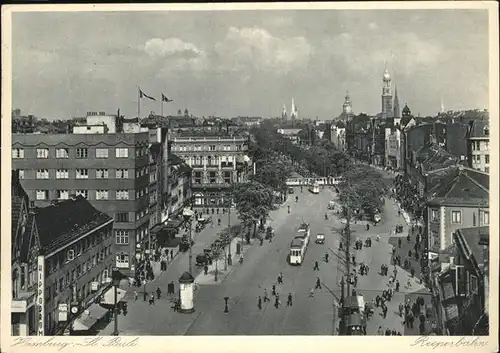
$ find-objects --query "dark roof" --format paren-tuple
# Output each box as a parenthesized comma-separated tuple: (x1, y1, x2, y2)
(426, 165, 458, 192)
(466, 119, 489, 138)
(179, 271, 195, 283)
(445, 123, 469, 158)
(428, 166, 489, 206)
(168, 153, 185, 165)
(34, 196, 113, 255)
(455, 226, 489, 268)
(169, 153, 192, 175)
(20, 214, 37, 262)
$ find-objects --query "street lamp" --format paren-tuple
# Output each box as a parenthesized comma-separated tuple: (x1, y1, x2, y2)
(183, 207, 195, 275)
(111, 268, 123, 336)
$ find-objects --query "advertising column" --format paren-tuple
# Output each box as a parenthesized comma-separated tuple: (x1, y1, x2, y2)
(37, 255, 45, 336)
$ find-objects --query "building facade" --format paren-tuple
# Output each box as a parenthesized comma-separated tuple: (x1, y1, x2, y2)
(426, 166, 489, 252)
(12, 131, 157, 275)
(384, 127, 401, 169)
(466, 119, 490, 173)
(11, 171, 117, 336)
(169, 132, 251, 209)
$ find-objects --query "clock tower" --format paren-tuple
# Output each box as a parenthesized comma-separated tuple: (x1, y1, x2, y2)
(381, 64, 393, 118)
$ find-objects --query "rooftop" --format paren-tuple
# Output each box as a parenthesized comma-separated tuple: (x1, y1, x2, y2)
(34, 196, 113, 256)
(466, 119, 489, 139)
(454, 226, 489, 269)
(427, 166, 489, 206)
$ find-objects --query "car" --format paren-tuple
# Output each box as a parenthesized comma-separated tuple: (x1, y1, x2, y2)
(288, 187, 295, 194)
(315, 233, 325, 244)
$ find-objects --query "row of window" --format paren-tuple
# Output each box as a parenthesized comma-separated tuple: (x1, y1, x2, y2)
(172, 144, 244, 152)
(19, 167, 150, 180)
(12, 147, 144, 159)
(179, 155, 236, 166)
(45, 229, 112, 275)
(34, 186, 151, 201)
(430, 209, 489, 225)
(471, 154, 490, 164)
(471, 140, 489, 151)
(115, 224, 150, 246)
(193, 171, 233, 184)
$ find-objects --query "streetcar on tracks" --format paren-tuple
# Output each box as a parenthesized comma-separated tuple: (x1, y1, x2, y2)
(308, 181, 320, 194)
(289, 223, 311, 265)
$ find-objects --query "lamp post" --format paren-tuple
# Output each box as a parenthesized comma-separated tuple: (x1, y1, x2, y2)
(227, 191, 232, 266)
(111, 268, 122, 336)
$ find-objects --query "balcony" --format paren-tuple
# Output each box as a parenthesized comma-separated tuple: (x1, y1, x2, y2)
(11, 291, 36, 313)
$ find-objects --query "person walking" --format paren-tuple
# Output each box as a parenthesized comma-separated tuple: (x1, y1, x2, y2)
(382, 305, 388, 319)
(398, 238, 402, 248)
(395, 280, 400, 292)
(134, 291, 138, 301)
(264, 288, 270, 302)
(315, 277, 322, 290)
(399, 303, 404, 317)
(149, 293, 155, 306)
(287, 293, 293, 306)
(274, 294, 280, 309)
(272, 284, 277, 296)
(156, 287, 162, 300)
(313, 261, 320, 271)
(257, 296, 262, 310)
(377, 326, 384, 335)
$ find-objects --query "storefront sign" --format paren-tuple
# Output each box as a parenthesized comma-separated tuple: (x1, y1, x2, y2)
(37, 255, 45, 336)
(58, 304, 68, 322)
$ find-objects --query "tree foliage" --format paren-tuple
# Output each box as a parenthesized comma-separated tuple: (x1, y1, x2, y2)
(232, 181, 275, 228)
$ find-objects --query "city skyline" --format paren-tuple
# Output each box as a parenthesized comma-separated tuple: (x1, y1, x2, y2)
(12, 9, 489, 120)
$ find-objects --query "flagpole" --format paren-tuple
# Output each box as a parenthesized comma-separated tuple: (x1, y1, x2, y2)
(161, 98, 163, 117)
(138, 87, 141, 119)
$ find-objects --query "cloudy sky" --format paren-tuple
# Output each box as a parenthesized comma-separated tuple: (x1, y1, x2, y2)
(11, 8, 489, 120)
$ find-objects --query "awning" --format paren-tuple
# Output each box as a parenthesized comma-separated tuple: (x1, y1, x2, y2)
(100, 287, 127, 306)
(72, 304, 108, 331)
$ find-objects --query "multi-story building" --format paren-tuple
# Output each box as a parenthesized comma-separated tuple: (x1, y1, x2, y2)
(430, 226, 489, 335)
(384, 126, 401, 169)
(11, 170, 117, 335)
(169, 132, 251, 209)
(466, 119, 490, 173)
(426, 165, 489, 252)
(12, 130, 158, 275)
(167, 152, 193, 217)
(12, 170, 39, 336)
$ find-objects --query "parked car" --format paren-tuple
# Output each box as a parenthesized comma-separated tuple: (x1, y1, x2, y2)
(315, 233, 325, 244)
(288, 187, 295, 194)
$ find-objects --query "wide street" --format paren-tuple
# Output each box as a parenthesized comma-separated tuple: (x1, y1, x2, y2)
(98, 175, 434, 336)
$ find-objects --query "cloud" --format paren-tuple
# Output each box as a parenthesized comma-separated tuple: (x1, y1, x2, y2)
(214, 26, 313, 74)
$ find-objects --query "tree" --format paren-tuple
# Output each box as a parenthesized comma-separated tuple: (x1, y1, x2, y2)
(232, 181, 275, 238)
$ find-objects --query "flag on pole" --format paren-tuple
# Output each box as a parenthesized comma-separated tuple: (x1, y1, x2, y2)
(161, 93, 173, 102)
(139, 88, 156, 101)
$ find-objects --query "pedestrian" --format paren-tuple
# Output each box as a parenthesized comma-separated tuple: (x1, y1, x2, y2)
(156, 287, 161, 299)
(339, 242, 343, 251)
(309, 288, 315, 298)
(274, 294, 280, 309)
(419, 322, 425, 335)
(365, 265, 370, 275)
(410, 268, 415, 277)
(287, 293, 293, 306)
(377, 326, 384, 335)
(258, 296, 262, 310)
(398, 238, 402, 248)
(170, 250, 174, 260)
(315, 277, 322, 290)
(380, 264, 384, 275)
(391, 329, 397, 336)
(407, 233, 411, 242)
(408, 313, 415, 329)
(382, 305, 388, 319)
(353, 275, 358, 287)
(395, 280, 400, 292)
(385, 328, 391, 336)
(134, 291, 138, 301)
(149, 293, 155, 306)
(314, 261, 320, 271)
(399, 303, 404, 317)
(408, 250, 412, 258)
(204, 264, 208, 275)
(272, 284, 276, 296)
(352, 255, 356, 266)
(375, 295, 380, 307)
(407, 278, 412, 288)
(277, 274, 283, 284)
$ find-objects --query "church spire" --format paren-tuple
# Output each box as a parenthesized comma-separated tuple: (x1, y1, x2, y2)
(282, 104, 287, 121)
(393, 86, 400, 118)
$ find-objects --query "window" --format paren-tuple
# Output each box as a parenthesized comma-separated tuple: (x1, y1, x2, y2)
(18, 170, 25, 179)
(209, 171, 217, 183)
(430, 209, 439, 222)
(96, 190, 109, 200)
(76, 148, 88, 159)
(56, 169, 69, 179)
(116, 253, 130, 268)
(12, 148, 25, 159)
(455, 265, 466, 296)
(485, 155, 489, 164)
(76, 169, 89, 179)
(75, 190, 88, 199)
(224, 171, 231, 184)
(470, 274, 478, 295)
(116, 148, 129, 158)
(473, 212, 476, 227)
(485, 166, 489, 173)
(36, 148, 49, 158)
(55, 148, 69, 158)
(482, 211, 489, 225)
(67, 249, 75, 262)
(116, 190, 129, 200)
(209, 145, 216, 151)
(36, 190, 48, 200)
(95, 148, 109, 158)
(116, 212, 129, 222)
(96, 169, 109, 179)
(451, 210, 462, 224)
(116, 230, 129, 244)
(116, 169, 129, 179)
(57, 190, 69, 200)
(36, 169, 49, 179)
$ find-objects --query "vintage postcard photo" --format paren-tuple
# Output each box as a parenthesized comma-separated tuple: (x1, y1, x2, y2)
(1, 2, 498, 353)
